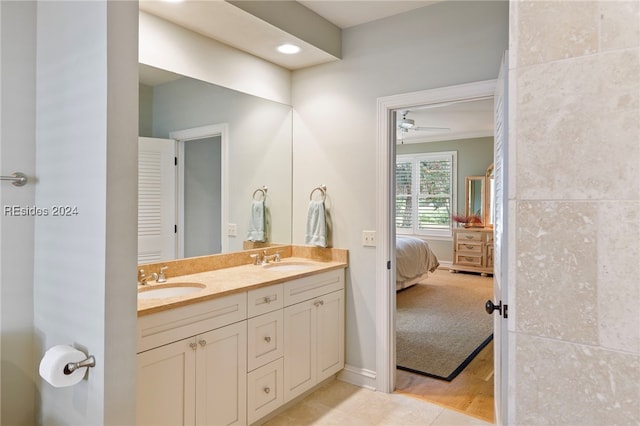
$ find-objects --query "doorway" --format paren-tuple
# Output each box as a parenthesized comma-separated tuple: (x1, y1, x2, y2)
(375, 80, 504, 419)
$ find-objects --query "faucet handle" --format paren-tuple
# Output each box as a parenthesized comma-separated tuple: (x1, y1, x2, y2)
(250, 253, 261, 265)
(157, 266, 168, 283)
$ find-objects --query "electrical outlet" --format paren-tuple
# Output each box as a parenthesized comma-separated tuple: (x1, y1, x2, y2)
(227, 223, 237, 237)
(362, 230, 376, 247)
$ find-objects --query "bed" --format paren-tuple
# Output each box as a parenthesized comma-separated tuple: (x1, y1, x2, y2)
(396, 235, 440, 290)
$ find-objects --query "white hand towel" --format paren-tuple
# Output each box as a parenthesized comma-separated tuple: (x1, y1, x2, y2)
(305, 200, 327, 247)
(247, 200, 265, 242)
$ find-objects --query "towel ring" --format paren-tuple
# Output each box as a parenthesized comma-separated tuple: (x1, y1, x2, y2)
(252, 186, 268, 201)
(309, 185, 327, 202)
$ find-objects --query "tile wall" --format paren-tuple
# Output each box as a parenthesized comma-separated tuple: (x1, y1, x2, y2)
(510, 1, 639, 424)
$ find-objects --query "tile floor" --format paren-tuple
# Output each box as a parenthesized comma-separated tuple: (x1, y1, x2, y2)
(265, 379, 493, 426)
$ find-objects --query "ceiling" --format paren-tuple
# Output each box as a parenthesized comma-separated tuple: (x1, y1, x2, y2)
(139, 0, 494, 143)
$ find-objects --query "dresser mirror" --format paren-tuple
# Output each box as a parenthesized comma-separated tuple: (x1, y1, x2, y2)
(465, 175, 485, 226)
(485, 163, 494, 227)
(139, 64, 292, 263)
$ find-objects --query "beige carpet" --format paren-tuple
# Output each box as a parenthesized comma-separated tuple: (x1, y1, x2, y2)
(396, 269, 493, 381)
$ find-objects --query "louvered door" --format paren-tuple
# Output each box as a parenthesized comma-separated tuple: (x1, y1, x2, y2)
(138, 137, 176, 264)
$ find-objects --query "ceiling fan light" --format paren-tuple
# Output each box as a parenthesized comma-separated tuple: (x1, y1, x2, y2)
(398, 118, 415, 129)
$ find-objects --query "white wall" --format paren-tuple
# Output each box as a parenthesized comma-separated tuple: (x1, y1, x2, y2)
(0, 1, 37, 424)
(33, 1, 137, 424)
(139, 11, 291, 105)
(292, 1, 508, 374)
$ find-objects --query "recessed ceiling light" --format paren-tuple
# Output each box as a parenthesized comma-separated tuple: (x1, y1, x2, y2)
(277, 44, 301, 55)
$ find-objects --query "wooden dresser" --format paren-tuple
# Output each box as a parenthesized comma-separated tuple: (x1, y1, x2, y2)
(450, 227, 494, 276)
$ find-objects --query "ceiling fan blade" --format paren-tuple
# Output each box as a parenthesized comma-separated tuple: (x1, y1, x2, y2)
(413, 126, 450, 131)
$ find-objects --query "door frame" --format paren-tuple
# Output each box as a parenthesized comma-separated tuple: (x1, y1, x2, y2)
(170, 123, 229, 254)
(375, 79, 498, 393)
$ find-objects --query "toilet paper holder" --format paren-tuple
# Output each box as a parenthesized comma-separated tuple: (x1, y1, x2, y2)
(63, 355, 96, 375)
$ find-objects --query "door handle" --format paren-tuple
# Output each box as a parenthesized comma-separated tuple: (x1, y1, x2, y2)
(485, 300, 508, 318)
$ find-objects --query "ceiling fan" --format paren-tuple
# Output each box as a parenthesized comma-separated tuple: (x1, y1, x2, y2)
(397, 111, 450, 133)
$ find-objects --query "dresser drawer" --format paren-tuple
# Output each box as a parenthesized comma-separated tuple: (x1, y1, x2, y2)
(248, 284, 283, 318)
(456, 231, 483, 242)
(284, 269, 344, 307)
(247, 358, 284, 424)
(456, 241, 483, 254)
(247, 310, 284, 371)
(455, 253, 483, 267)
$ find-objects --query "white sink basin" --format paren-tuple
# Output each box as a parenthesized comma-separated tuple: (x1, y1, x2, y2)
(262, 261, 316, 272)
(138, 283, 206, 300)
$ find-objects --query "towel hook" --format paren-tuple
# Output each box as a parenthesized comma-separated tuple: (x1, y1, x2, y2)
(309, 184, 327, 202)
(0, 172, 28, 187)
(252, 186, 268, 201)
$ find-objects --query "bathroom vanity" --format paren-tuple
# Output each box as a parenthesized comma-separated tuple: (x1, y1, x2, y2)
(136, 247, 347, 425)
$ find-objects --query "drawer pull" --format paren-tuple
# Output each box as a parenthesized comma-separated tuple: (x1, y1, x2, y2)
(464, 235, 474, 239)
(263, 296, 272, 304)
(198, 339, 207, 347)
(264, 336, 271, 343)
(313, 300, 324, 307)
(465, 244, 475, 249)
(465, 257, 475, 261)
(263, 387, 271, 394)
(189, 342, 197, 351)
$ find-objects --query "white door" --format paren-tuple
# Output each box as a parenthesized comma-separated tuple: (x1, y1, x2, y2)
(136, 338, 197, 426)
(283, 300, 316, 402)
(316, 290, 345, 382)
(195, 322, 247, 426)
(138, 137, 176, 263)
(491, 51, 510, 425)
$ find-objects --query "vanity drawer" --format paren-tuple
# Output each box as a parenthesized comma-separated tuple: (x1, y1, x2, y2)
(456, 241, 483, 255)
(283, 269, 344, 307)
(247, 357, 284, 424)
(455, 253, 483, 267)
(248, 284, 283, 318)
(456, 231, 483, 242)
(247, 310, 284, 372)
(137, 292, 247, 353)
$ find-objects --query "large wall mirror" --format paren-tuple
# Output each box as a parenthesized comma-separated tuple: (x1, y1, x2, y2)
(139, 64, 292, 263)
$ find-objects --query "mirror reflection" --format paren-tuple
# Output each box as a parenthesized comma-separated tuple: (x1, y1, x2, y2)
(465, 175, 485, 226)
(138, 64, 292, 264)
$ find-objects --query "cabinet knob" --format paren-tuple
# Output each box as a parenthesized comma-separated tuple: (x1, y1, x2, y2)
(264, 336, 271, 343)
(198, 339, 207, 347)
(314, 300, 324, 307)
(263, 387, 271, 394)
(189, 342, 197, 351)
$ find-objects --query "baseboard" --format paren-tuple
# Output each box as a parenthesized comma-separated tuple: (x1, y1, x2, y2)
(337, 364, 377, 391)
(437, 261, 453, 270)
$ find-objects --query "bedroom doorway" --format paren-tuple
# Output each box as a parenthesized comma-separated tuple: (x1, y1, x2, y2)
(375, 79, 508, 423)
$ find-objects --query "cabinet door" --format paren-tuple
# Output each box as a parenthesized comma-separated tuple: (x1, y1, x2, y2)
(283, 300, 316, 403)
(316, 290, 345, 382)
(137, 338, 196, 426)
(195, 322, 247, 426)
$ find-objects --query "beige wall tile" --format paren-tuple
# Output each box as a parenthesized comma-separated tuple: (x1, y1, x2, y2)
(515, 1, 599, 67)
(600, 1, 640, 51)
(515, 201, 598, 344)
(515, 49, 639, 200)
(515, 334, 640, 425)
(597, 201, 640, 353)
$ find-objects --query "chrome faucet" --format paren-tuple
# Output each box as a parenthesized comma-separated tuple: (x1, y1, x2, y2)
(250, 252, 262, 265)
(157, 266, 168, 283)
(262, 250, 281, 264)
(138, 269, 158, 285)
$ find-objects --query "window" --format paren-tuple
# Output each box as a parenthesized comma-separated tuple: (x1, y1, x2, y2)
(396, 152, 457, 238)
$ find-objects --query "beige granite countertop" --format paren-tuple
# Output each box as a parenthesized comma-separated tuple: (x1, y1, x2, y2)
(137, 256, 347, 316)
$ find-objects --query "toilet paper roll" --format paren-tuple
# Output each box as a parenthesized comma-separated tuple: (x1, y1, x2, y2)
(39, 345, 87, 388)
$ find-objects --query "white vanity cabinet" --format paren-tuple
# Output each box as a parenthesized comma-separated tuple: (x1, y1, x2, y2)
(136, 293, 247, 426)
(283, 270, 345, 403)
(136, 267, 345, 426)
